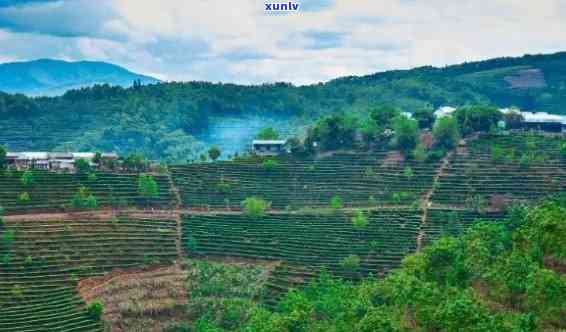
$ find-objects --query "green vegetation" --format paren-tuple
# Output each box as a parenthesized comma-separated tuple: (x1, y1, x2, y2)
(86, 301, 104, 320)
(138, 173, 160, 206)
(351, 210, 369, 230)
(261, 159, 279, 171)
(392, 115, 419, 155)
(330, 195, 343, 209)
(20, 170, 34, 187)
(177, 199, 565, 332)
(2, 52, 566, 161)
(256, 127, 279, 140)
(71, 186, 98, 210)
(0, 145, 6, 169)
(433, 117, 460, 150)
(0, 170, 172, 213)
(182, 260, 269, 330)
(454, 105, 503, 135)
(208, 146, 221, 161)
(241, 197, 270, 218)
(75, 158, 91, 174)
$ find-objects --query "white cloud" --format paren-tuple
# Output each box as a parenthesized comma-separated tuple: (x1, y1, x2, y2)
(0, 0, 565, 84)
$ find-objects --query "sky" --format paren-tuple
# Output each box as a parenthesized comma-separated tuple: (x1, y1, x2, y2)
(0, 0, 565, 85)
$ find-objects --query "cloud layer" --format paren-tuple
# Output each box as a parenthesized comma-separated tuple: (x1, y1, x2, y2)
(0, 0, 565, 84)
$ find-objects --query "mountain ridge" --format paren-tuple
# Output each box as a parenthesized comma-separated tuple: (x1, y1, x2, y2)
(0, 58, 160, 96)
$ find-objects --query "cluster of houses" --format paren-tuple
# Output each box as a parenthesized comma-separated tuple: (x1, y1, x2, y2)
(5, 152, 118, 171)
(434, 106, 566, 133)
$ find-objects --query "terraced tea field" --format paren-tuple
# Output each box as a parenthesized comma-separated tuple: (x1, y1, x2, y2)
(432, 134, 566, 207)
(171, 153, 440, 209)
(0, 215, 178, 332)
(0, 171, 174, 214)
(181, 209, 422, 302)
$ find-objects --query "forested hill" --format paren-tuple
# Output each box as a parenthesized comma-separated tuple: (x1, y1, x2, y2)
(0, 59, 159, 96)
(1, 51, 565, 161)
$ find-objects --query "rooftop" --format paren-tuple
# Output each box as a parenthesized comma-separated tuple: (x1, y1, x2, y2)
(252, 140, 287, 145)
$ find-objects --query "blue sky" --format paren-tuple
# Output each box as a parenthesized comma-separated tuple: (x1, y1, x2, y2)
(0, 0, 565, 84)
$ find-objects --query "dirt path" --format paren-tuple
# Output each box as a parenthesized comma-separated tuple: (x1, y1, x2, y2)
(416, 150, 454, 252)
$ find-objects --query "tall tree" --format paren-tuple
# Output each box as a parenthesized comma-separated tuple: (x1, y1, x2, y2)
(0, 145, 6, 169)
(138, 174, 159, 207)
(433, 117, 460, 150)
(393, 116, 419, 154)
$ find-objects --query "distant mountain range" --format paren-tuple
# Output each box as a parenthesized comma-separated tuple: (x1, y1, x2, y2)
(0, 59, 160, 96)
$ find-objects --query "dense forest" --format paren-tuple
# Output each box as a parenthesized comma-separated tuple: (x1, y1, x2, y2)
(1, 51, 566, 161)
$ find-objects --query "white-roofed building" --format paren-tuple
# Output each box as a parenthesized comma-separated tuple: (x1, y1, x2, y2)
(434, 106, 457, 118)
(5, 151, 119, 171)
(252, 140, 287, 156)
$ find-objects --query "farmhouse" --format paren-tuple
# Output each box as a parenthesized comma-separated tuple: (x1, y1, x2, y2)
(252, 140, 287, 156)
(519, 111, 566, 133)
(6, 152, 118, 171)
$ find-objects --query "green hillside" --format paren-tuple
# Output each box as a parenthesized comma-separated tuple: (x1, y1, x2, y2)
(1, 52, 566, 161)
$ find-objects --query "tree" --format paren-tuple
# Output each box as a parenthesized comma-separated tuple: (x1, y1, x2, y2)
(503, 111, 524, 129)
(20, 170, 34, 187)
(454, 105, 503, 135)
(85, 195, 98, 210)
(560, 143, 566, 162)
(92, 152, 102, 165)
(241, 197, 270, 218)
(123, 153, 147, 171)
(369, 105, 400, 129)
(403, 166, 414, 181)
(87, 301, 104, 320)
(256, 127, 279, 140)
(306, 114, 358, 151)
(18, 192, 30, 206)
(413, 107, 435, 129)
(330, 195, 343, 209)
(0, 145, 6, 169)
(208, 146, 221, 161)
(433, 117, 460, 150)
(71, 186, 97, 210)
(352, 210, 369, 231)
(74, 158, 90, 174)
(393, 116, 419, 155)
(262, 159, 279, 171)
(138, 174, 159, 207)
(340, 254, 360, 273)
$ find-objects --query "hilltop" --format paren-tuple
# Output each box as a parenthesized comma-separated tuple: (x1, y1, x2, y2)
(0, 59, 159, 96)
(1, 51, 566, 161)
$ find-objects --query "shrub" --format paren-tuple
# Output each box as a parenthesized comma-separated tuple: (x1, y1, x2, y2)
(352, 210, 369, 230)
(71, 186, 97, 210)
(208, 146, 221, 161)
(340, 254, 361, 273)
(262, 159, 279, 171)
(86, 300, 104, 320)
(241, 197, 270, 218)
(75, 158, 90, 174)
(18, 192, 30, 205)
(20, 170, 34, 187)
(467, 194, 487, 213)
(138, 174, 159, 206)
(216, 181, 232, 194)
(403, 166, 414, 180)
(85, 195, 98, 210)
(0, 145, 6, 169)
(330, 195, 343, 209)
(256, 127, 279, 140)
